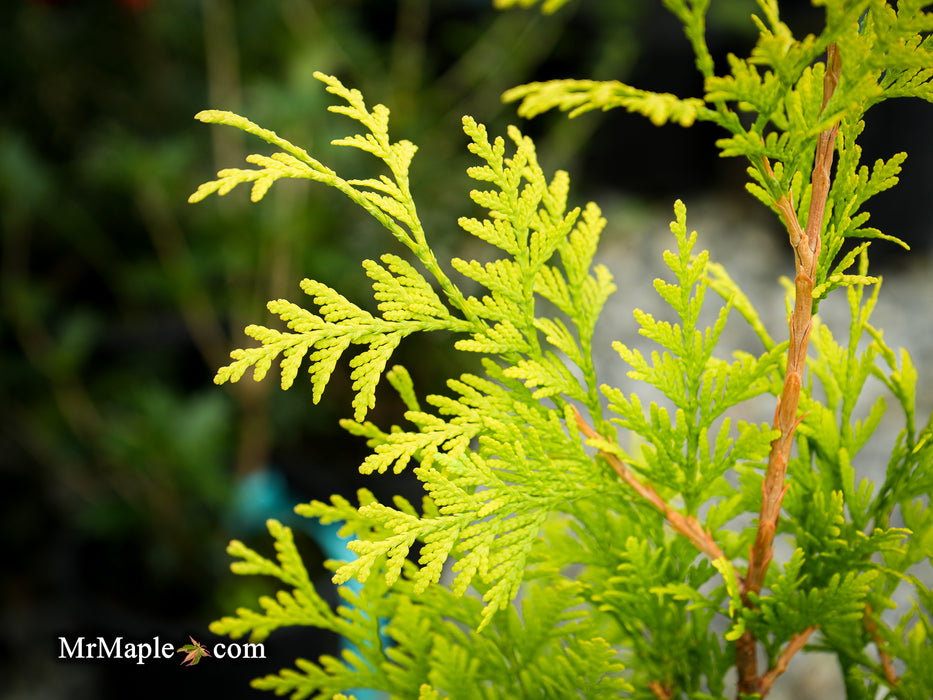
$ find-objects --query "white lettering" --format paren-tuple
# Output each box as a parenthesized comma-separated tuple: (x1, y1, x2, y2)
(58, 637, 84, 659)
(57, 634, 260, 664)
(241, 643, 265, 659)
(98, 636, 122, 659)
(148, 636, 167, 659)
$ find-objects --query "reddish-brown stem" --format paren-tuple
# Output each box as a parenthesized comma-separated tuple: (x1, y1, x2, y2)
(737, 44, 841, 698)
(747, 42, 841, 597)
(865, 605, 898, 688)
(735, 629, 761, 695)
(648, 680, 673, 700)
(572, 407, 729, 566)
(759, 626, 818, 695)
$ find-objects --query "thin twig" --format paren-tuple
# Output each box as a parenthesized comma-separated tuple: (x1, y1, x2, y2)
(738, 43, 842, 699)
(648, 680, 673, 700)
(759, 626, 818, 696)
(572, 407, 728, 565)
(747, 42, 841, 598)
(865, 604, 899, 688)
(735, 629, 761, 696)
(747, 42, 841, 593)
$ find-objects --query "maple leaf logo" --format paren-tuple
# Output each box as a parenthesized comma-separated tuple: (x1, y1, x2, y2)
(176, 636, 211, 666)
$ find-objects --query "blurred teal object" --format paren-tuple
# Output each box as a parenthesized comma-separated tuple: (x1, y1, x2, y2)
(231, 468, 386, 700)
(229, 468, 294, 533)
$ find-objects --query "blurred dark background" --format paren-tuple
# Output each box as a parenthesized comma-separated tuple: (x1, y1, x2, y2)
(1, 1, 929, 698)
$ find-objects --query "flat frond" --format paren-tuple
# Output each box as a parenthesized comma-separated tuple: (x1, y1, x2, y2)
(504, 79, 710, 126)
(210, 520, 334, 643)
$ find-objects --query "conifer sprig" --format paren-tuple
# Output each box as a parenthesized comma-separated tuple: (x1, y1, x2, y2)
(597, 201, 782, 514)
(193, 84, 615, 423)
(504, 79, 712, 126)
(193, 72, 630, 633)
